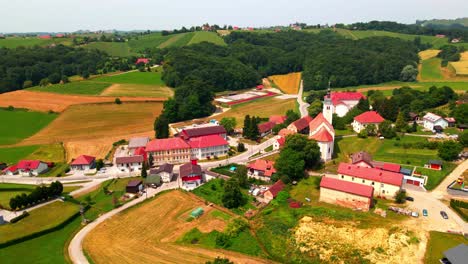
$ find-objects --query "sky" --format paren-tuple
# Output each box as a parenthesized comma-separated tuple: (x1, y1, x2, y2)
(1, 0, 467, 33)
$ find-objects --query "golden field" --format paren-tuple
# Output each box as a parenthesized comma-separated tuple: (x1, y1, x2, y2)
(269, 72, 301, 94)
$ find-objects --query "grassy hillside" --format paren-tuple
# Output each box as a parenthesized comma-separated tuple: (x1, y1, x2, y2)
(421, 18, 468, 27)
(93, 71, 164, 85)
(28, 81, 111, 95)
(0, 37, 71, 48)
(127, 32, 173, 52)
(159, 32, 195, 48)
(188, 31, 226, 46)
(82, 42, 137, 57)
(420, 57, 443, 80)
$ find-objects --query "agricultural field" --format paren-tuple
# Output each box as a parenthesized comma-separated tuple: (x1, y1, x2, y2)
(93, 71, 165, 86)
(0, 37, 71, 48)
(0, 145, 40, 164)
(100, 84, 173, 97)
(188, 31, 226, 46)
(419, 49, 440, 60)
(0, 109, 57, 145)
(28, 81, 112, 95)
(424, 231, 467, 264)
(83, 190, 269, 263)
(449, 51, 468, 76)
(269, 72, 301, 94)
(0, 201, 80, 245)
(159, 32, 195, 48)
(0, 144, 65, 165)
(420, 57, 443, 80)
(127, 32, 174, 51)
(82, 42, 137, 57)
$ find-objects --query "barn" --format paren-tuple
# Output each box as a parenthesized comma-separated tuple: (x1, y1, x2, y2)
(319, 177, 374, 211)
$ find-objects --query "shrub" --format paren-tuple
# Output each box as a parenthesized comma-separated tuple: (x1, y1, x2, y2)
(115, 98, 122, 104)
(9, 211, 29, 223)
(22, 80, 33, 88)
(215, 233, 231, 248)
(7, 105, 14, 111)
(395, 190, 406, 204)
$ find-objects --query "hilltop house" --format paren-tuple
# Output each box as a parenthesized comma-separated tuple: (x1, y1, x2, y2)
(247, 159, 276, 181)
(263, 180, 286, 203)
(180, 160, 203, 189)
(326, 92, 365, 117)
(423, 112, 448, 132)
(188, 134, 229, 160)
(70, 155, 96, 172)
(352, 111, 385, 133)
(135, 58, 150, 65)
(180, 125, 227, 140)
(115, 156, 144, 172)
(319, 176, 373, 211)
(149, 163, 174, 183)
(146, 138, 191, 165)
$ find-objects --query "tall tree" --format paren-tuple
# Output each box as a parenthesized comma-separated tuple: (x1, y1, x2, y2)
(394, 111, 407, 132)
(154, 116, 169, 139)
(222, 179, 245, 208)
(243, 115, 251, 139)
(220, 117, 237, 135)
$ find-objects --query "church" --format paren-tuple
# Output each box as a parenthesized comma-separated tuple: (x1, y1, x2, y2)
(308, 90, 335, 161)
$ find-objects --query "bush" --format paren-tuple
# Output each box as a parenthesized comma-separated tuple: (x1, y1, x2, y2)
(7, 105, 14, 111)
(357, 130, 368, 138)
(9, 211, 29, 223)
(115, 98, 122, 104)
(395, 190, 407, 204)
(215, 233, 231, 248)
(22, 80, 33, 88)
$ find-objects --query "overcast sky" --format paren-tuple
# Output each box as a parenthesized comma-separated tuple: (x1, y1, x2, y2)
(1, 0, 467, 32)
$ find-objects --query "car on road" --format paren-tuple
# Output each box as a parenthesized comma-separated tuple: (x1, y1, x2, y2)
(423, 209, 428, 217)
(440, 211, 448, 219)
(405, 196, 414, 202)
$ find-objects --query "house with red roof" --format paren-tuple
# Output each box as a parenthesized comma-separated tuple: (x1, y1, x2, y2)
(352, 111, 385, 133)
(70, 155, 96, 171)
(16, 160, 49, 176)
(269, 115, 287, 125)
(326, 92, 365, 117)
(336, 163, 403, 199)
(247, 159, 276, 181)
(135, 58, 150, 65)
(3, 165, 19, 176)
(258, 121, 275, 137)
(309, 113, 335, 161)
(319, 176, 373, 211)
(188, 135, 229, 160)
(146, 137, 191, 165)
(38, 35, 51, 39)
(287, 115, 313, 134)
(180, 159, 203, 189)
(263, 180, 285, 203)
(273, 136, 286, 150)
(180, 125, 227, 140)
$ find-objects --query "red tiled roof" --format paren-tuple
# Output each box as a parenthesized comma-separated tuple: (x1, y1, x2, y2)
(115, 156, 144, 164)
(279, 128, 295, 137)
(258, 121, 275, 134)
(382, 163, 401, 173)
(181, 125, 226, 139)
(276, 136, 286, 146)
(71, 155, 95, 166)
(328, 92, 365, 106)
(3, 165, 18, 173)
(351, 151, 373, 165)
(135, 58, 149, 64)
(17, 160, 41, 170)
(354, 111, 384, 124)
(310, 127, 334, 142)
(309, 113, 334, 133)
(188, 135, 228, 149)
(146, 137, 190, 152)
(320, 177, 373, 198)
(267, 180, 285, 197)
(337, 163, 403, 187)
(134, 147, 147, 161)
(269, 115, 287, 125)
(248, 159, 276, 177)
(291, 116, 313, 131)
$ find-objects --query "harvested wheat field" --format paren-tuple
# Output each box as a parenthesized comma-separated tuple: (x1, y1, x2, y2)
(100, 84, 174, 98)
(450, 51, 468, 76)
(419, 49, 440, 60)
(83, 190, 269, 264)
(0, 90, 165, 112)
(269, 72, 301, 94)
(294, 216, 427, 264)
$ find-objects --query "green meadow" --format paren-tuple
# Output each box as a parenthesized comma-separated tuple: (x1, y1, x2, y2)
(93, 71, 165, 85)
(188, 31, 226, 46)
(28, 81, 111, 95)
(420, 57, 443, 80)
(83, 42, 137, 57)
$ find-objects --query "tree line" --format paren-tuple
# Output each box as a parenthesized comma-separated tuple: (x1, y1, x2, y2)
(9, 181, 63, 211)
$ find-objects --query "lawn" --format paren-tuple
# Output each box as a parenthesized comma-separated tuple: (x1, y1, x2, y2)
(83, 42, 137, 57)
(93, 71, 165, 85)
(416, 163, 457, 191)
(25, 143, 65, 163)
(0, 109, 57, 145)
(269, 72, 301, 94)
(28, 81, 111, 95)
(100, 84, 173, 98)
(373, 136, 438, 167)
(210, 163, 245, 177)
(0, 145, 40, 164)
(0, 201, 80, 245)
(424, 231, 467, 264)
(420, 57, 443, 80)
(188, 31, 226, 46)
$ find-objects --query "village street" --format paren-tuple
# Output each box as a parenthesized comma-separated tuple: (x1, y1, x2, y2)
(297, 80, 309, 118)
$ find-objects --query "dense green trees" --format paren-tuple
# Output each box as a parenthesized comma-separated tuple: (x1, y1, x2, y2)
(9, 181, 63, 211)
(400, 65, 418, 82)
(220, 117, 237, 135)
(438, 141, 463, 161)
(222, 178, 246, 208)
(242, 115, 261, 140)
(438, 45, 463, 66)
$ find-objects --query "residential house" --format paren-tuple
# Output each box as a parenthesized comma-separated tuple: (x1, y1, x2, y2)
(423, 112, 448, 132)
(16, 160, 49, 176)
(336, 163, 403, 199)
(135, 58, 150, 65)
(38, 35, 51, 39)
(273, 136, 285, 150)
(308, 112, 335, 161)
(263, 180, 286, 203)
(133, 147, 147, 161)
(409, 112, 420, 121)
(350, 151, 373, 168)
(352, 111, 385, 133)
(149, 163, 174, 183)
(2, 165, 18, 176)
(146, 137, 191, 165)
(319, 176, 374, 211)
(180, 125, 227, 140)
(445, 117, 456, 127)
(258, 121, 275, 137)
(287, 115, 313, 134)
(126, 180, 143, 193)
(247, 159, 276, 181)
(441, 243, 467, 264)
(128, 137, 150, 152)
(180, 160, 203, 189)
(425, 160, 442, 170)
(115, 156, 144, 172)
(188, 135, 229, 160)
(70, 155, 96, 171)
(269, 115, 286, 125)
(326, 92, 365, 117)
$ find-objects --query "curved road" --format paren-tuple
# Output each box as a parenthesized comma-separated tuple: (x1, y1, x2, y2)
(297, 80, 309, 118)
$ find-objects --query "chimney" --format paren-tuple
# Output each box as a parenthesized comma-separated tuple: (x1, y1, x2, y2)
(191, 159, 198, 165)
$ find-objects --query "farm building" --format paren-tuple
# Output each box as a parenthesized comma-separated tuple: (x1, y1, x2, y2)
(188, 135, 229, 160)
(273, 136, 285, 150)
(126, 180, 143, 194)
(287, 115, 313, 134)
(135, 58, 150, 65)
(325, 92, 365, 117)
(146, 137, 191, 165)
(263, 180, 286, 203)
(336, 163, 403, 199)
(425, 160, 443, 170)
(352, 111, 385, 133)
(115, 156, 144, 172)
(258, 121, 275, 137)
(319, 176, 373, 211)
(179, 125, 227, 140)
(269, 115, 287, 125)
(70, 155, 96, 171)
(12, 160, 49, 177)
(149, 163, 174, 183)
(180, 160, 203, 189)
(308, 112, 335, 161)
(445, 117, 456, 127)
(423, 112, 448, 132)
(128, 137, 150, 152)
(2, 165, 18, 176)
(442, 243, 468, 264)
(247, 159, 276, 181)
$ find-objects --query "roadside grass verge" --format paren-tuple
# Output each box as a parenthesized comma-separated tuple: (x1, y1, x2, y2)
(28, 81, 111, 95)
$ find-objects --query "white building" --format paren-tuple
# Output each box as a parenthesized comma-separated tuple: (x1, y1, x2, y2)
(326, 92, 365, 117)
(273, 136, 285, 150)
(188, 135, 229, 160)
(115, 156, 144, 172)
(308, 94, 335, 161)
(149, 163, 174, 183)
(352, 111, 385, 133)
(16, 160, 49, 177)
(70, 155, 96, 172)
(423, 112, 448, 132)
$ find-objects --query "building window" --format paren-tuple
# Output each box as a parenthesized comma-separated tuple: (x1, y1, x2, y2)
(352, 177, 354, 181)
(362, 180, 365, 183)
(341, 175, 344, 179)
(382, 190, 385, 194)
(381, 183, 384, 188)
(372, 182, 374, 185)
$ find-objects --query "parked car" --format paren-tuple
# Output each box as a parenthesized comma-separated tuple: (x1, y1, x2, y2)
(411, 212, 419, 218)
(423, 209, 428, 217)
(440, 211, 448, 219)
(405, 196, 414, 202)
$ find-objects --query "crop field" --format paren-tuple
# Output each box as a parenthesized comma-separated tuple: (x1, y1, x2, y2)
(419, 49, 440, 60)
(100, 84, 174, 97)
(424, 231, 467, 264)
(159, 32, 195, 48)
(127, 33, 173, 51)
(83, 190, 269, 264)
(24, 143, 65, 163)
(0, 144, 65, 164)
(28, 81, 112, 95)
(269, 72, 301, 94)
(449, 51, 468, 76)
(93, 71, 165, 86)
(420, 57, 443, 80)
(0, 37, 71, 48)
(188, 31, 226, 46)
(0, 201, 80, 245)
(83, 42, 137, 57)
(0, 109, 57, 145)
(0, 90, 164, 113)
(0, 145, 39, 164)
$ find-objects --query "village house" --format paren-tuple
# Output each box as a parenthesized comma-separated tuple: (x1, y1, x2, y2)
(423, 112, 448, 132)
(258, 121, 276, 137)
(187, 134, 229, 160)
(180, 160, 203, 189)
(180, 125, 227, 140)
(128, 137, 150, 153)
(273, 136, 286, 150)
(445, 117, 456, 127)
(336, 163, 403, 199)
(326, 91, 365, 117)
(149, 163, 174, 183)
(269, 115, 287, 125)
(146, 137, 191, 165)
(126, 180, 143, 194)
(135, 58, 150, 65)
(278, 128, 295, 138)
(3, 165, 18, 176)
(115, 156, 144, 172)
(70, 155, 96, 172)
(352, 110, 385, 133)
(287, 115, 313, 134)
(263, 180, 286, 203)
(319, 176, 374, 211)
(247, 159, 276, 181)
(13, 160, 49, 177)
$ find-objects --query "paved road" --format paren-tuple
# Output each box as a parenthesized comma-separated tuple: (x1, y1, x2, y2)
(68, 181, 179, 264)
(297, 80, 309, 118)
(431, 159, 468, 200)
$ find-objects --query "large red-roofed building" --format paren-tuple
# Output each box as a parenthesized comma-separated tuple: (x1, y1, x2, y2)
(258, 121, 275, 137)
(180, 125, 227, 140)
(188, 134, 229, 160)
(352, 111, 385, 133)
(146, 138, 191, 165)
(327, 92, 365, 117)
(287, 115, 313, 134)
(319, 177, 373, 211)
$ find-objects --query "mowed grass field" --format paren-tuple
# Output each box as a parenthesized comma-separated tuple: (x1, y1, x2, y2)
(82, 42, 137, 57)
(93, 71, 165, 85)
(420, 57, 444, 80)
(28, 81, 112, 95)
(188, 31, 226, 46)
(424, 231, 467, 264)
(83, 190, 269, 264)
(0, 109, 57, 145)
(0, 144, 65, 164)
(269, 72, 301, 94)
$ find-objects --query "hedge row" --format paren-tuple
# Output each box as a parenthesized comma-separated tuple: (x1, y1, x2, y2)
(9, 211, 29, 223)
(450, 199, 468, 222)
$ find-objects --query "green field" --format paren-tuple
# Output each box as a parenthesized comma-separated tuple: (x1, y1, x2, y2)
(0, 109, 57, 145)
(83, 42, 137, 57)
(127, 32, 174, 52)
(101, 84, 173, 97)
(159, 32, 195, 48)
(28, 81, 111, 95)
(0, 37, 71, 49)
(373, 136, 438, 167)
(421, 57, 444, 80)
(0, 201, 80, 245)
(0, 145, 40, 164)
(424, 231, 467, 264)
(93, 71, 164, 85)
(188, 31, 226, 46)
(0, 144, 65, 165)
